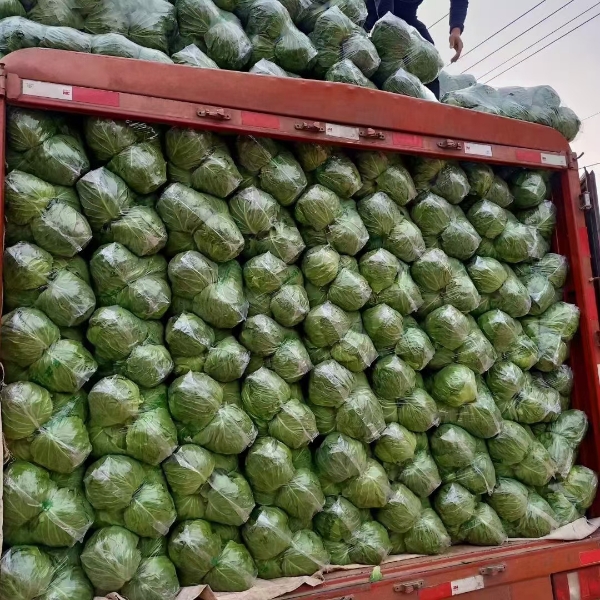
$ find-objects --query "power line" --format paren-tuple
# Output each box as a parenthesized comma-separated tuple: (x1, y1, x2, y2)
(583, 111, 600, 121)
(482, 9, 600, 83)
(459, 0, 550, 61)
(428, 12, 449, 29)
(460, 0, 579, 74)
(579, 162, 600, 170)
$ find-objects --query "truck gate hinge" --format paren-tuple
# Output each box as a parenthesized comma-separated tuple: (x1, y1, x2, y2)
(480, 564, 506, 576)
(295, 121, 324, 132)
(438, 139, 462, 150)
(197, 107, 230, 120)
(580, 191, 592, 210)
(394, 580, 424, 594)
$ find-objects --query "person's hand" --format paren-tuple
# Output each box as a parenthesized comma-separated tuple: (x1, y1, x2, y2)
(449, 27, 463, 63)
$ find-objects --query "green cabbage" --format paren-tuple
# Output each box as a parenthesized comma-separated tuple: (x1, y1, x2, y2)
(204, 541, 256, 592)
(203, 470, 255, 526)
(316, 432, 368, 483)
(167, 519, 221, 585)
(81, 526, 141, 592)
(245, 436, 295, 493)
(459, 503, 506, 546)
(403, 509, 451, 555)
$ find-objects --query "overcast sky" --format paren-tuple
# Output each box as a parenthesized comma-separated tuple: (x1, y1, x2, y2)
(415, 0, 600, 170)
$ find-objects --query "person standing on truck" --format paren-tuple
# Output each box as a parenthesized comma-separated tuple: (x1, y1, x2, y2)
(364, 0, 469, 100)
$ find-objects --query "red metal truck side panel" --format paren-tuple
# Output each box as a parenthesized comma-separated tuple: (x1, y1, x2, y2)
(1, 49, 571, 154)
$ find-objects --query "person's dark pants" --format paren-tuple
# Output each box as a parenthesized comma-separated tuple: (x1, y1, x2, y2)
(366, 0, 441, 99)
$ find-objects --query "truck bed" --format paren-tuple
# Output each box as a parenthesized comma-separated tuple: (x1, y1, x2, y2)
(285, 531, 600, 600)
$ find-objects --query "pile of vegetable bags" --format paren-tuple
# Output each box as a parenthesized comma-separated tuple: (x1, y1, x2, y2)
(0, 0, 581, 141)
(0, 106, 597, 600)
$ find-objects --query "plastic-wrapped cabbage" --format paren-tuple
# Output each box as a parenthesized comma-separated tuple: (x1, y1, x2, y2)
(431, 364, 477, 407)
(167, 519, 221, 585)
(394, 318, 434, 371)
(162, 444, 215, 496)
(335, 384, 386, 442)
(80, 526, 141, 593)
(397, 450, 441, 498)
(514, 253, 568, 289)
(440, 441, 496, 496)
(175, 0, 252, 69)
(374, 422, 417, 466)
(521, 317, 568, 373)
(7, 109, 90, 186)
(344, 521, 391, 565)
(433, 482, 476, 527)
(203, 470, 255, 526)
(313, 495, 361, 544)
(515, 493, 558, 538)
(486, 477, 528, 522)
(311, 7, 380, 78)
(250, 58, 290, 76)
(370, 12, 442, 85)
(326, 59, 377, 87)
(308, 359, 354, 408)
(403, 509, 450, 555)
(91, 243, 170, 320)
(243, 506, 293, 561)
(425, 305, 470, 351)
(5, 172, 93, 258)
(242, 366, 290, 422)
(165, 127, 241, 198)
(548, 409, 588, 447)
(315, 153, 362, 199)
(120, 555, 180, 600)
(3, 460, 94, 548)
(1, 384, 91, 474)
(280, 530, 329, 576)
(245, 0, 317, 73)
(411, 248, 452, 293)
(487, 420, 532, 466)
(445, 378, 502, 438)
(543, 490, 581, 527)
(275, 468, 325, 521)
(397, 388, 439, 432)
(466, 199, 508, 240)
(204, 541, 257, 592)
(510, 171, 546, 209)
(459, 503, 506, 546)
(478, 309, 522, 353)
(245, 436, 295, 493)
(295, 184, 342, 232)
(547, 465, 598, 512)
(376, 482, 422, 533)
(430, 424, 477, 469)
(341, 459, 391, 508)
(316, 432, 368, 483)
(494, 218, 547, 264)
(172, 43, 219, 68)
(85, 456, 176, 537)
(157, 183, 244, 262)
(516, 200, 556, 241)
(372, 355, 416, 400)
(168, 371, 222, 428)
(511, 440, 555, 487)
(361, 304, 402, 351)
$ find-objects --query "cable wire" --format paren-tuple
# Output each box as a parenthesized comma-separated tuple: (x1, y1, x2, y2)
(583, 111, 600, 121)
(459, 0, 550, 60)
(460, 0, 579, 74)
(482, 9, 600, 83)
(579, 162, 600, 170)
(428, 12, 449, 29)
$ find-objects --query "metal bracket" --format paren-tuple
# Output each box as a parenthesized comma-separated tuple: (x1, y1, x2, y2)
(360, 128, 385, 140)
(329, 596, 354, 600)
(197, 108, 231, 120)
(295, 121, 324, 132)
(480, 564, 506, 576)
(580, 191, 592, 210)
(394, 580, 424, 594)
(438, 139, 462, 150)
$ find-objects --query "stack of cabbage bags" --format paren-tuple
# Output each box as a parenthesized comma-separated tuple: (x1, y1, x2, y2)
(1, 107, 597, 600)
(0, 1, 581, 141)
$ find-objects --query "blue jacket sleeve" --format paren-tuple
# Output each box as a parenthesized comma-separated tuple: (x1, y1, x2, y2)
(450, 0, 468, 32)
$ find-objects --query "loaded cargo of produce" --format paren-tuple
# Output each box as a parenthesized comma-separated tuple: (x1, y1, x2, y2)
(0, 3, 599, 600)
